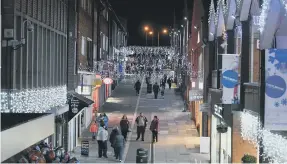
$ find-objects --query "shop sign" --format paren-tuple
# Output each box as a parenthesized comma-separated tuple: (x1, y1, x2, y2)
(214, 104, 223, 118)
(200, 103, 211, 112)
(71, 97, 80, 114)
(189, 90, 203, 101)
(81, 140, 89, 156)
(103, 78, 113, 85)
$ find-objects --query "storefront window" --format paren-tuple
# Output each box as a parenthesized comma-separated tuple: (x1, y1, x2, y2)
(235, 24, 242, 76)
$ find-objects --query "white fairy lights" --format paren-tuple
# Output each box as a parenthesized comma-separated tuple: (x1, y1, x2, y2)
(259, 0, 287, 33)
(259, 0, 271, 33)
(208, 0, 215, 25)
(120, 46, 175, 56)
(240, 110, 287, 163)
(1, 85, 67, 113)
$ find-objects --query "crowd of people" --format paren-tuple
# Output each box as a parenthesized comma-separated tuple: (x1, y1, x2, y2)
(134, 74, 173, 99)
(89, 112, 159, 162)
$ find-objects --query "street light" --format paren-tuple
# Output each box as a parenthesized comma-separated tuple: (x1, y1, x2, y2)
(157, 29, 168, 46)
(149, 31, 154, 46)
(144, 26, 149, 45)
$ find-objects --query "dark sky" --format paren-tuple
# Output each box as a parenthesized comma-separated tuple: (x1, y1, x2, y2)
(109, 0, 185, 46)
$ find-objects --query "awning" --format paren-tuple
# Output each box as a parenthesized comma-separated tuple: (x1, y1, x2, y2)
(1, 113, 55, 162)
(67, 92, 94, 121)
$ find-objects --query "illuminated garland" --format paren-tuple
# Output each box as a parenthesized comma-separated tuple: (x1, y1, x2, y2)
(215, 0, 226, 27)
(259, 0, 271, 33)
(208, 0, 215, 25)
(1, 85, 67, 113)
(236, 0, 242, 11)
(240, 110, 287, 163)
(259, 0, 287, 33)
(120, 46, 175, 56)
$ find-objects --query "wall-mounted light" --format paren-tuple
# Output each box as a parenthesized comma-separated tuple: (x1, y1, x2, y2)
(184, 17, 187, 20)
(231, 15, 235, 19)
(210, 32, 214, 36)
(194, 26, 197, 29)
(181, 25, 184, 28)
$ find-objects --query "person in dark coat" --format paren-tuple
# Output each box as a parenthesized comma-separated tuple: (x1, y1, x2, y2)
(134, 80, 141, 95)
(120, 115, 130, 141)
(167, 78, 172, 89)
(135, 113, 148, 141)
(109, 127, 120, 157)
(113, 131, 125, 162)
(153, 82, 160, 99)
(150, 116, 159, 143)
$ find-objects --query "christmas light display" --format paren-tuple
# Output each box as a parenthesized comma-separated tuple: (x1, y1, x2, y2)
(1, 85, 67, 113)
(208, 0, 216, 25)
(259, 0, 287, 33)
(236, 0, 242, 11)
(240, 110, 287, 163)
(119, 46, 175, 56)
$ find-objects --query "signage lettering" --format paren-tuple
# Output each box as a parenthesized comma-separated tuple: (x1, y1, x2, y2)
(214, 104, 223, 118)
(71, 96, 80, 114)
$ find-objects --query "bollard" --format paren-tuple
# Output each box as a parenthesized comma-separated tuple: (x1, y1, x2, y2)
(136, 148, 148, 163)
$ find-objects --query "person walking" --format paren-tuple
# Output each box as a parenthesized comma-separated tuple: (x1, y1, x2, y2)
(153, 82, 160, 99)
(135, 113, 148, 141)
(97, 122, 108, 158)
(109, 127, 120, 157)
(113, 130, 125, 162)
(120, 115, 130, 141)
(103, 113, 109, 128)
(89, 121, 98, 140)
(134, 80, 141, 95)
(167, 78, 172, 89)
(150, 116, 159, 143)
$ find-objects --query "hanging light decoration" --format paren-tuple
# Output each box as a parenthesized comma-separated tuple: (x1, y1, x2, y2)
(240, 110, 287, 163)
(1, 85, 67, 113)
(119, 46, 175, 56)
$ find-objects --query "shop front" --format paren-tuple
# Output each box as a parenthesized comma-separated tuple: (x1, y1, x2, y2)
(67, 92, 94, 152)
(210, 104, 233, 163)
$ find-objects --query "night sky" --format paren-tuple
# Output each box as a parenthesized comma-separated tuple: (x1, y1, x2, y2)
(109, 0, 185, 46)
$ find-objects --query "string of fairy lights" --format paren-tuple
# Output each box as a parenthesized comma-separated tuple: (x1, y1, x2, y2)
(241, 110, 287, 163)
(1, 85, 67, 113)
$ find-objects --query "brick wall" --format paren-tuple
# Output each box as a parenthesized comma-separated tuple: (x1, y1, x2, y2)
(232, 112, 258, 163)
(77, 7, 93, 68)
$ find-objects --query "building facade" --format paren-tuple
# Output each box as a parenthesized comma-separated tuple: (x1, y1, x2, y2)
(1, 0, 69, 162)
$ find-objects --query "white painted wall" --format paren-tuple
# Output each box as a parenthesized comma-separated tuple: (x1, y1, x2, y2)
(1, 114, 55, 162)
(84, 106, 93, 128)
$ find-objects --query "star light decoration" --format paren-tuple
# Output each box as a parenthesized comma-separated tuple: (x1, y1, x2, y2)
(240, 110, 287, 163)
(1, 85, 67, 113)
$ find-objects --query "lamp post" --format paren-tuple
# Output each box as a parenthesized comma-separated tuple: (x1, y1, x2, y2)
(149, 31, 154, 46)
(144, 26, 149, 46)
(157, 29, 168, 47)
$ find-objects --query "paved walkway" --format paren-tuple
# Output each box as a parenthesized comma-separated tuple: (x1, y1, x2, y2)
(70, 74, 210, 163)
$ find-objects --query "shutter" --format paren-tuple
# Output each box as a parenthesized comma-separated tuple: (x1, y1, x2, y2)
(37, 0, 42, 21)
(27, 0, 33, 16)
(33, 0, 37, 18)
